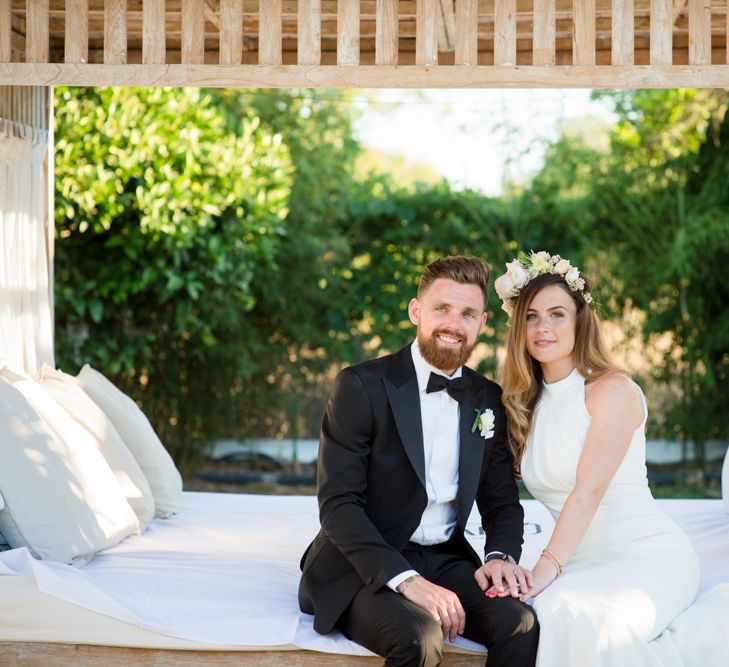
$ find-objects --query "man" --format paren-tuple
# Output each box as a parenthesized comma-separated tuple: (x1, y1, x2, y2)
(299, 256, 538, 666)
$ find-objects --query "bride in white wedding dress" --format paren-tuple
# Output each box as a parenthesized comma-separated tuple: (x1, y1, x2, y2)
(491, 251, 729, 667)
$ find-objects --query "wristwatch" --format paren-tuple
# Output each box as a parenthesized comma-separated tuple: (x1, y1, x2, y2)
(485, 551, 517, 565)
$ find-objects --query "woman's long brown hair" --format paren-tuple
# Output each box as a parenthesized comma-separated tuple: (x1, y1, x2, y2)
(500, 273, 624, 476)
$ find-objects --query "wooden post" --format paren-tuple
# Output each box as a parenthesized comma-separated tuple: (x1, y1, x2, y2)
(104, 0, 127, 65)
(454, 0, 478, 65)
(533, 0, 556, 65)
(220, 0, 243, 65)
(337, 0, 360, 66)
(376, 0, 398, 65)
(65, 0, 89, 63)
(298, 0, 321, 65)
(143, 0, 166, 65)
(259, 0, 282, 65)
(181, 0, 205, 65)
(573, 0, 596, 65)
(612, 0, 634, 65)
(494, 0, 517, 65)
(650, 0, 673, 64)
(416, 0, 438, 65)
(27, 0, 50, 63)
(688, 0, 711, 65)
(455, 0, 478, 65)
(0, 0, 12, 62)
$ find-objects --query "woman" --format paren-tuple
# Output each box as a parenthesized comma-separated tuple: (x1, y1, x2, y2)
(491, 251, 701, 666)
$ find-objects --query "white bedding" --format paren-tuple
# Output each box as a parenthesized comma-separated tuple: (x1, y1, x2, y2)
(0, 493, 727, 655)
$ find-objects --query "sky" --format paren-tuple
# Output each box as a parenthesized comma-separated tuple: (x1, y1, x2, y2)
(353, 89, 617, 196)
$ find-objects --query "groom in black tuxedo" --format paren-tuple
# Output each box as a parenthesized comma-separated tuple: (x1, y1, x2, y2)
(299, 256, 538, 666)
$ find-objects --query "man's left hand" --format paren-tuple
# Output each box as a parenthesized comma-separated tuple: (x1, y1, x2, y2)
(474, 560, 533, 599)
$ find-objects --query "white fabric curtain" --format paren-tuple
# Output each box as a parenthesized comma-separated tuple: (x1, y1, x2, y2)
(0, 117, 54, 374)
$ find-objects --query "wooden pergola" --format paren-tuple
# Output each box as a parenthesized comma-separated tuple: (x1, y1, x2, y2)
(1, 0, 729, 88)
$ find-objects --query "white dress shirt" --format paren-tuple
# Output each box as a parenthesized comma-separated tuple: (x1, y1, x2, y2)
(387, 340, 462, 591)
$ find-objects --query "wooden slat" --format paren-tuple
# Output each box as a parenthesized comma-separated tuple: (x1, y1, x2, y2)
(65, 0, 89, 63)
(688, 0, 711, 64)
(573, 0, 596, 65)
(533, 0, 556, 65)
(259, 0, 282, 65)
(297, 0, 321, 65)
(376, 0, 398, 65)
(104, 0, 127, 65)
(612, 0, 634, 64)
(27, 0, 50, 63)
(181, 0, 204, 64)
(143, 0, 166, 65)
(650, 0, 673, 64)
(0, 0, 11, 62)
(454, 0, 477, 65)
(416, 0, 438, 65)
(0, 643, 489, 667)
(494, 0, 517, 65)
(438, 0, 456, 53)
(6, 63, 729, 89)
(337, 0, 359, 65)
(220, 0, 243, 65)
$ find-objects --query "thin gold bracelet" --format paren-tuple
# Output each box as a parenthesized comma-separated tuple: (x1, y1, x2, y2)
(541, 548, 564, 575)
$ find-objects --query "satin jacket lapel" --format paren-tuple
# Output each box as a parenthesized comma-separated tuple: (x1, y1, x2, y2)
(457, 381, 486, 528)
(383, 348, 426, 490)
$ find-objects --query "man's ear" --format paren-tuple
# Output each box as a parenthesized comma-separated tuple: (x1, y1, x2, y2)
(408, 298, 420, 326)
(479, 311, 488, 331)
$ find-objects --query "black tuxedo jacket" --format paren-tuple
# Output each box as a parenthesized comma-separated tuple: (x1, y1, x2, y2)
(298, 345, 524, 635)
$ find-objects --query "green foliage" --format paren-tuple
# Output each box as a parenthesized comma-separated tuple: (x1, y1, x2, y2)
(54, 87, 292, 469)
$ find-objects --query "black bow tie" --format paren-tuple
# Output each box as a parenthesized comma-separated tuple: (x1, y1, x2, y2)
(426, 372, 471, 403)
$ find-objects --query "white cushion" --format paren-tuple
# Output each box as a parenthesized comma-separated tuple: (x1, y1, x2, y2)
(723, 444, 729, 514)
(38, 364, 155, 530)
(0, 366, 139, 564)
(76, 365, 183, 518)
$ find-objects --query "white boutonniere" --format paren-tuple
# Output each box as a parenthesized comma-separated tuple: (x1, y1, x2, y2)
(471, 408, 495, 440)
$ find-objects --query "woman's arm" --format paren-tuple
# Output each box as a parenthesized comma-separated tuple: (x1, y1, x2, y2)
(518, 373, 644, 600)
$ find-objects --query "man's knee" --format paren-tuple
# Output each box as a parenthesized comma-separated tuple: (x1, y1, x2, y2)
(388, 614, 443, 667)
(497, 599, 539, 640)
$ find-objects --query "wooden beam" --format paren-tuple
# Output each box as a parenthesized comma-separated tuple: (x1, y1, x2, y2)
(494, 0, 517, 65)
(337, 0, 360, 65)
(612, 0, 634, 65)
(143, 0, 166, 65)
(416, 0, 438, 65)
(651, 0, 673, 64)
(573, 0, 596, 65)
(181, 0, 204, 64)
(27, 0, 50, 63)
(533, 0, 556, 65)
(688, 0, 711, 65)
(259, 0, 282, 65)
(0, 0, 11, 62)
(65, 0, 89, 63)
(4, 63, 729, 90)
(220, 0, 243, 65)
(376, 0, 398, 65)
(298, 0, 321, 65)
(454, 0, 477, 65)
(438, 0, 456, 53)
(104, 0, 127, 65)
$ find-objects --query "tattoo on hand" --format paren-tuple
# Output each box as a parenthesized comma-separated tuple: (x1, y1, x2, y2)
(397, 574, 419, 594)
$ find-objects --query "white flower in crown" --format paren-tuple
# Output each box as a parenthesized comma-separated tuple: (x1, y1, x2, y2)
(494, 250, 594, 317)
(471, 408, 495, 440)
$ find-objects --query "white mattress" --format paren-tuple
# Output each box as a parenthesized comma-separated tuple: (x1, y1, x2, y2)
(0, 493, 727, 655)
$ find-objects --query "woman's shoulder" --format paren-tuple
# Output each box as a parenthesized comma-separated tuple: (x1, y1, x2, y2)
(585, 371, 643, 421)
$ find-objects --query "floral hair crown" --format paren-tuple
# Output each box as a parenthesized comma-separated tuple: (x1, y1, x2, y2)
(494, 251, 593, 316)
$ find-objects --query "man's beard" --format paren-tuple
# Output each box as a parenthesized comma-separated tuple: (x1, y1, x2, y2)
(418, 327, 475, 373)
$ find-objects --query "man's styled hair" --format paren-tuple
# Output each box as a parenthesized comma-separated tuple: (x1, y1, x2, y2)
(418, 256, 491, 309)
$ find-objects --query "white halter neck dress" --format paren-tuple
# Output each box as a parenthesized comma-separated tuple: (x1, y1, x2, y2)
(521, 368, 708, 667)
